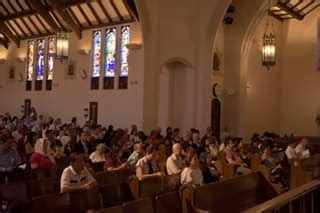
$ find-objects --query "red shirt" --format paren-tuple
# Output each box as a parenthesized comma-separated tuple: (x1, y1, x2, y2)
(30, 153, 54, 169)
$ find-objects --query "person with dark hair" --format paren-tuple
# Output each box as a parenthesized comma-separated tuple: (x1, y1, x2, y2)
(181, 153, 203, 186)
(60, 153, 97, 193)
(136, 145, 163, 180)
(72, 131, 93, 155)
(172, 128, 181, 144)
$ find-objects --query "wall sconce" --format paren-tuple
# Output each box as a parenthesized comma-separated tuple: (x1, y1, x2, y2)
(78, 49, 91, 56)
(56, 31, 69, 61)
(126, 43, 143, 50)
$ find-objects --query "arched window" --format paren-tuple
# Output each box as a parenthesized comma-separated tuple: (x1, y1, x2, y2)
(119, 26, 130, 89)
(26, 40, 35, 91)
(35, 39, 45, 91)
(46, 36, 56, 90)
(91, 30, 102, 90)
(104, 28, 116, 89)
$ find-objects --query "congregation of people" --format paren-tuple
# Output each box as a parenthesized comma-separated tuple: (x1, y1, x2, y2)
(0, 108, 317, 212)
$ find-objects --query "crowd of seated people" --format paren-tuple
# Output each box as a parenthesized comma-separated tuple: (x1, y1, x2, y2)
(0, 110, 317, 201)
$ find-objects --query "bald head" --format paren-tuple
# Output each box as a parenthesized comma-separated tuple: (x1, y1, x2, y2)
(172, 143, 182, 156)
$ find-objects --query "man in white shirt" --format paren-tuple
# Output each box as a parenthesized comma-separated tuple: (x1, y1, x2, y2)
(295, 138, 310, 159)
(60, 153, 97, 193)
(285, 142, 297, 160)
(166, 143, 184, 175)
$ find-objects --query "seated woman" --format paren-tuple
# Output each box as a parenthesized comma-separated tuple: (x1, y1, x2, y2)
(104, 149, 128, 172)
(60, 153, 97, 193)
(295, 138, 311, 159)
(181, 153, 203, 186)
(224, 141, 251, 175)
(30, 138, 56, 169)
(89, 143, 107, 163)
(135, 146, 163, 180)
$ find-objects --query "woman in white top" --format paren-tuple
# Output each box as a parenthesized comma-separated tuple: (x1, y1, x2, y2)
(295, 138, 310, 159)
(89, 144, 107, 163)
(285, 142, 297, 160)
(181, 153, 203, 186)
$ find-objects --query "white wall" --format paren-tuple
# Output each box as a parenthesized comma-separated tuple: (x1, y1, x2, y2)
(0, 23, 144, 129)
(280, 10, 320, 136)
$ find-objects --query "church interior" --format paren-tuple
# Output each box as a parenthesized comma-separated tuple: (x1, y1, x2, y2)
(1, 0, 320, 212)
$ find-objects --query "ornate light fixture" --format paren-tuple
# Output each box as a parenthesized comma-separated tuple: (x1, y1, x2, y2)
(262, 30, 276, 69)
(262, 0, 276, 70)
(56, 31, 69, 60)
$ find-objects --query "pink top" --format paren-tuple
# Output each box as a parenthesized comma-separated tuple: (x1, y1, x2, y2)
(30, 153, 54, 169)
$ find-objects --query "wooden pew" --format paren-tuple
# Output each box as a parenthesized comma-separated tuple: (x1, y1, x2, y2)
(91, 162, 105, 172)
(128, 174, 181, 199)
(100, 182, 133, 207)
(28, 178, 60, 197)
(180, 172, 278, 213)
(217, 152, 235, 178)
(28, 193, 71, 213)
(123, 197, 155, 213)
(94, 205, 124, 213)
(0, 181, 30, 212)
(69, 186, 101, 213)
(154, 191, 182, 213)
(290, 158, 314, 190)
(93, 169, 132, 185)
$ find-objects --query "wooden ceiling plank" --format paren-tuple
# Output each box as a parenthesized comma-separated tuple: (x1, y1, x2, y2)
(0, 21, 19, 46)
(47, 0, 81, 38)
(82, 19, 134, 31)
(7, 0, 18, 13)
(110, 0, 123, 21)
(87, 2, 102, 24)
(6, 21, 21, 38)
(27, 16, 41, 35)
(277, 1, 304, 20)
(35, 14, 50, 33)
(77, 4, 92, 26)
(98, 0, 112, 22)
(13, 19, 27, 38)
(20, 17, 34, 36)
(50, 11, 66, 31)
(122, 0, 139, 21)
(0, 2, 10, 15)
(68, 7, 83, 28)
(28, 0, 60, 33)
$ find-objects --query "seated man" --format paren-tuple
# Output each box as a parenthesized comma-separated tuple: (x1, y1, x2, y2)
(136, 146, 163, 180)
(166, 143, 184, 175)
(0, 136, 22, 173)
(60, 153, 97, 193)
(295, 138, 310, 159)
(127, 142, 144, 170)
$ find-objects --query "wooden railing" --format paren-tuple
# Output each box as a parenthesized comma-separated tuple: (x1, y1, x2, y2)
(243, 180, 320, 213)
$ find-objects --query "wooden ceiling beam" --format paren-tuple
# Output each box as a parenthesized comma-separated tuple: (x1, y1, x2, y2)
(0, 21, 20, 47)
(47, 0, 82, 39)
(87, 2, 102, 24)
(277, 2, 304, 20)
(98, 0, 112, 22)
(122, 0, 139, 21)
(28, 0, 60, 32)
(0, 37, 9, 49)
(110, 0, 123, 21)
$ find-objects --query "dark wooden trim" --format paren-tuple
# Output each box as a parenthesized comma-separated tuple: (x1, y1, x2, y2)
(98, 0, 112, 22)
(87, 2, 102, 24)
(110, 0, 123, 21)
(77, 4, 92, 26)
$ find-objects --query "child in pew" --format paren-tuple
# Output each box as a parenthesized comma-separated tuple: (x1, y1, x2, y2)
(181, 152, 203, 186)
(60, 153, 97, 193)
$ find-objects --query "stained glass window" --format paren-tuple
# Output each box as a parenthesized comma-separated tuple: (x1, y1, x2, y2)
(120, 26, 130, 77)
(47, 37, 56, 80)
(26, 41, 35, 82)
(92, 31, 102, 78)
(36, 39, 45, 81)
(104, 28, 117, 77)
